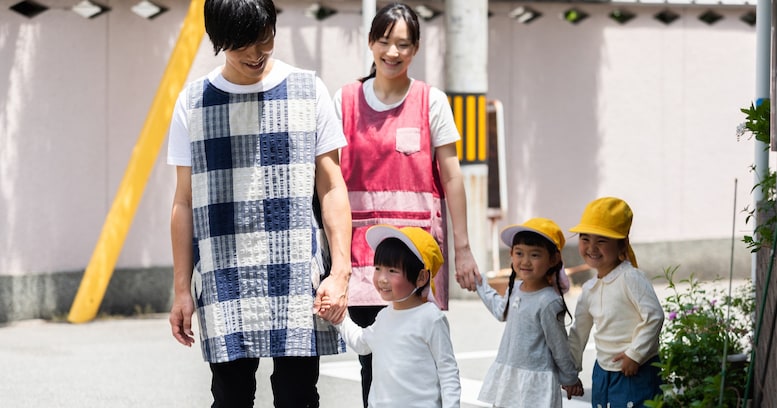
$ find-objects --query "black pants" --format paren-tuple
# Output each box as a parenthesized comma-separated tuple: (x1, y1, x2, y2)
(209, 356, 320, 408)
(348, 305, 386, 408)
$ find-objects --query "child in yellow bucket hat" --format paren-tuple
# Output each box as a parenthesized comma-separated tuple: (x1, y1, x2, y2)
(316, 225, 461, 407)
(474, 218, 584, 406)
(567, 197, 664, 407)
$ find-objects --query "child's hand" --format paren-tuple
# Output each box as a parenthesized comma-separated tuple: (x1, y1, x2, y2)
(561, 378, 584, 399)
(613, 352, 639, 376)
(313, 295, 331, 314)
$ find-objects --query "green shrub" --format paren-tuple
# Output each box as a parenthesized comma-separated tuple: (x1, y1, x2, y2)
(646, 267, 754, 408)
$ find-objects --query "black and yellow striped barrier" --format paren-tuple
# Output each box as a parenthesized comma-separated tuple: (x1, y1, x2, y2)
(447, 92, 488, 164)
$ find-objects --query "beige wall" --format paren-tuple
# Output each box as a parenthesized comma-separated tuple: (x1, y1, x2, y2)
(0, 0, 759, 279)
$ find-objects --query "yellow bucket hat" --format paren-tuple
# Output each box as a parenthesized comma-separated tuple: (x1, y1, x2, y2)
(500, 218, 570, 294)
(500, 218, 565, 252)
(365, 225, 443, 279)
(569, 197, 638, 267)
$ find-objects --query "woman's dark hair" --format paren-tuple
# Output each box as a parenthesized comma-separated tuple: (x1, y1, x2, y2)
(204, 0, 277, 55)
(374, 237, 428, 296)
(359, 3, 421, 82)
(503, 231, 571, 322)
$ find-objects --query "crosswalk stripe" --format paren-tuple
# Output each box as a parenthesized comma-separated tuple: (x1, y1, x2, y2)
(320, 353, 591, 407)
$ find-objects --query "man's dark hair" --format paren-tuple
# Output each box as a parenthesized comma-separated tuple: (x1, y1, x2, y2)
(204, 0, 277, 55)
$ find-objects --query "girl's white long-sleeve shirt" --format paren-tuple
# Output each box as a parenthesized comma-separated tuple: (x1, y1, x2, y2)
(336, 302, 461, 408)
(567, 261, 664, 372)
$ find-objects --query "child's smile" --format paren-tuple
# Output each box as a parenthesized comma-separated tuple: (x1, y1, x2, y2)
(372, 264, 420, 308)
(510, 243, 555, 292)
(578, 233, 622, 277)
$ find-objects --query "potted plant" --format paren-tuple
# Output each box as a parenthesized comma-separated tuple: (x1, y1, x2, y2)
(645, 267, 754, 408)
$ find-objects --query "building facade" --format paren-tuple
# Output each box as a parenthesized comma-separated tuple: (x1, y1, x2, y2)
(0, 0, 760, 318)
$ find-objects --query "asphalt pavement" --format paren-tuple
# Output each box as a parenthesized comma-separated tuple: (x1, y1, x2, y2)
(0, 289, 601, 408)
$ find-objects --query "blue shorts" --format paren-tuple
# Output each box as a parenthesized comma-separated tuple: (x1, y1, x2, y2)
(591, 355, 661, 407)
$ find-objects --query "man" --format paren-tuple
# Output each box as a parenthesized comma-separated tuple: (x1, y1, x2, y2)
(166, 1, 351, 406)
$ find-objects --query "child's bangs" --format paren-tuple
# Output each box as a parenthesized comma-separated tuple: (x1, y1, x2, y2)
(512, 231, 555, 252)
(373, 238, 407, 269)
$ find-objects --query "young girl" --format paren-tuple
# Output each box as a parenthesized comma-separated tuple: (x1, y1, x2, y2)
(319, 225, 461, 408)
(567, 197, 664, 407)
(475, 218, 583, 407)
(334, 3, 480, 404)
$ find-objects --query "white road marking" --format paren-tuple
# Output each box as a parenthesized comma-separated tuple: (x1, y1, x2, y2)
(320, 351, 591, 407)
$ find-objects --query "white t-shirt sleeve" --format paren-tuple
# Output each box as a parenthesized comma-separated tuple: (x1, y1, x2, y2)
(429, 87, 460, 148)
(167, 87, 192, 166)
(332, 87, 344, 121)
(315, 77, 347, 155)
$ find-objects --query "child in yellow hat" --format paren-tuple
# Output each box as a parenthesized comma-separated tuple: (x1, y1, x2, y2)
(567, 197, 664, 407)
(316, 225, 461, 408)
(475, 218, 584, 406)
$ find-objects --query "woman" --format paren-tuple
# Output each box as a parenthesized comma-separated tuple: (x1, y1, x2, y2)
(333, 3, 481, 406)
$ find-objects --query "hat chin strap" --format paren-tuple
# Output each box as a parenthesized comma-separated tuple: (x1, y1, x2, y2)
(394, 287, 420, 303)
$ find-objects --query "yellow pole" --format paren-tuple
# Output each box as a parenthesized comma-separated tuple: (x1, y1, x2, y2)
(68, 0, 205, 323)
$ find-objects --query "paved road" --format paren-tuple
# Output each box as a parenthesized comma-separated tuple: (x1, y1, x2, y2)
(1, 271, 747, 408)
(38, 270, 734, 407)
(0, 292, 600, 408)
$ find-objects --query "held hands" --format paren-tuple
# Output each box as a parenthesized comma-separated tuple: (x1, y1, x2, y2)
(561, 378, 584, 400)
(613, 352, 640, 376)
(313, 295, 345, 324)
(454, 247, 482, 291)
(313, 274, 348, 324)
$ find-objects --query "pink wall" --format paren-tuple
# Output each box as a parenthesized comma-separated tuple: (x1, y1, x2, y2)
(0, 0, 758, 277)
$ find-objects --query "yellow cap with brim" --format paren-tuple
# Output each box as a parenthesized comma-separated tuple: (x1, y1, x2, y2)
(569, 197, 638, 267)
(500, 218, 565, 252)
(365, 225, 443, 279)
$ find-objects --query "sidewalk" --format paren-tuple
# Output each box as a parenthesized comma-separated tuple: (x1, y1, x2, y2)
(0, 295, 595, 408)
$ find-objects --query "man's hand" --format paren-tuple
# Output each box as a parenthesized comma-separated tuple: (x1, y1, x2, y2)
(169, 293, 196, 347)
(613, 352, 640, 376)
(313, 295, 343, 324)
(313, 272, 349, 324)
(454, 247, 482, 291)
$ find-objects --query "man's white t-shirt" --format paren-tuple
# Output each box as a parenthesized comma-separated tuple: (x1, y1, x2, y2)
(167, 60, 346, 166)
